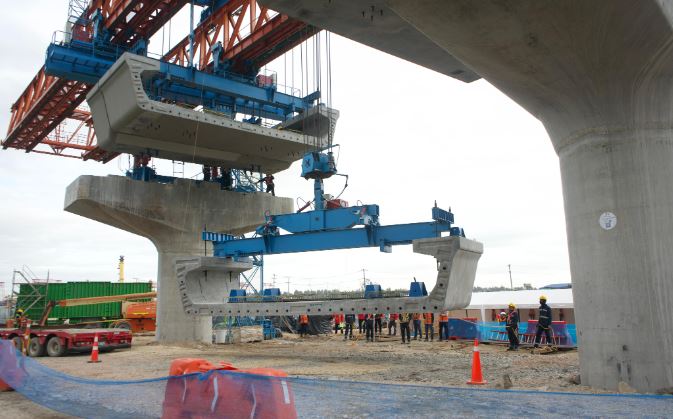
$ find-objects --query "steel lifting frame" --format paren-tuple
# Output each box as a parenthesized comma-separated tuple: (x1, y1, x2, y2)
(44, 42, 317, 120)
(207, 206, 464, 259)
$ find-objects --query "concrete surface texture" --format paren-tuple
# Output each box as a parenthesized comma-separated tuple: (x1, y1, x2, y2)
(259, 0, 479, 83)
(175, 236, 482, 316)
(265, 0, 673, 392)
(64, 175, 292, 343)
(87, 53, 337, 173)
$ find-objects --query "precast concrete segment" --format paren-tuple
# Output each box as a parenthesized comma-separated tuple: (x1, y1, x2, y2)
(373, 0, 673, 392)
(258, 0, 480, 83)
(86, 53, 338, 173)
(175, 236, 483, 316)
(64, 175, 292, 343)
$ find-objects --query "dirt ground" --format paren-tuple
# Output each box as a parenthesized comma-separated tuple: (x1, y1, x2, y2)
(0, 327, 592, 418)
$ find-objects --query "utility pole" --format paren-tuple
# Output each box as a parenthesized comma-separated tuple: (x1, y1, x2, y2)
(284, 276, 291, 294)
(361, 268, 367, 291)
(508, 264, 513, 290)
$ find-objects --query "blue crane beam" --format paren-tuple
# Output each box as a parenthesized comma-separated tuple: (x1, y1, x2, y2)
(209, 206, 463, 258)
(212, 222, 454, 257)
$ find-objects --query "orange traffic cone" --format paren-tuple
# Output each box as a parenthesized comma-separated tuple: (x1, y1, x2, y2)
(88, 334, 101, 363)
(467, 338, 487, 385)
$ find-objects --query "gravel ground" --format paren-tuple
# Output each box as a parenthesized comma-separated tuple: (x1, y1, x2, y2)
(0, 327, 593, 417)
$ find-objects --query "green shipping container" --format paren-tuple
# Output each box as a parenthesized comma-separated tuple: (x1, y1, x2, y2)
(16, 282, 152, 323)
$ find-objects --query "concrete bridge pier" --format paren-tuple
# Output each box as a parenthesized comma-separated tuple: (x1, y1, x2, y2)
(382, 0, 673, 392)
(64, 175, 292, 343)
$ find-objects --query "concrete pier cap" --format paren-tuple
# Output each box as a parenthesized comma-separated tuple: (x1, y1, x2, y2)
(262, 0, 673, 392)
(65, 175, 292, 343)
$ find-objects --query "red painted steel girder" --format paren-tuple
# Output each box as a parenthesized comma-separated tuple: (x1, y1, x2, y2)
(3, 67, 91, 152)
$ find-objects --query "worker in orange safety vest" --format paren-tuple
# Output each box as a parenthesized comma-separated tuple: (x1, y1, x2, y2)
(438, 311, 449, 341)
(423, 313, 434, 341)
(299, 314, 309, 337)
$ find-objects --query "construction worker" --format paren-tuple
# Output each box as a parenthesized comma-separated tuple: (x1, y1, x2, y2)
(333, 314, 343, 334)
(344, 314, 355, 340)
(438, 311, 449, 341)
(14, 308, 26, 327)
(388, 313, 398, 336)
(534, 295, 553, 348)
(374, 313, 383, 336)
(202, 165, 212, 181)
(506, 303, 520, 350)
(258, 174, 275, 196)
(365, 314, 375, 342)
(412, 313, 422, 340)
(299, 314, 309, 337)
(357, 313, 366, 334)
(399, 312, 411, 344)
(424, 312, 434, 341)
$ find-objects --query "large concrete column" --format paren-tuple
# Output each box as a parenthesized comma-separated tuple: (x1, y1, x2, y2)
(65, 175, 292, 343)
(380, 0, 673, 392)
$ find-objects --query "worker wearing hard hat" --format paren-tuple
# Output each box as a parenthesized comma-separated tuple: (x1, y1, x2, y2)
(534, 295, 553, 348)
(298, 314, 309, 338)
(505, 303, 520, 351)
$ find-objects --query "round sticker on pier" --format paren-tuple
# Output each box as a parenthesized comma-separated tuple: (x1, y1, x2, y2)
(599, 212, 617, 230)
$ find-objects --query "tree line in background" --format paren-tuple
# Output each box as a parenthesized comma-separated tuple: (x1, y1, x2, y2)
(282, 283, 536, 297)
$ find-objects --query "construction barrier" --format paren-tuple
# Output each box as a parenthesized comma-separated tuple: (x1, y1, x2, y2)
(163, 358, 296, 418)
(476, 321, 576, 348)
(0, 340, 671, 418)
(519, 321, 575, 348)
(448, 318, 479, 340)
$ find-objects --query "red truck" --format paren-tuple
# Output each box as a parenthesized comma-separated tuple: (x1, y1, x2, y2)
(0, 328, 132, 357)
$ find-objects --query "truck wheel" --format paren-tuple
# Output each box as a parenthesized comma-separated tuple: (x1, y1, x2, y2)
(28, 337, 46, 357)
(11, 337, 23, 351)
(46, 337, 66, 357)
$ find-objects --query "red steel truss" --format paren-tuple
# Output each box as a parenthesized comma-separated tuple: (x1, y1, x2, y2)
(163, 0, 316, 75)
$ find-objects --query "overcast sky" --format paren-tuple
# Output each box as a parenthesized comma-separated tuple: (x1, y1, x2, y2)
(0, 1, 570, 298)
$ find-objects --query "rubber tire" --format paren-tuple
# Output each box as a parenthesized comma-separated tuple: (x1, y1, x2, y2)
(28, 337, 46, 357)
(46, 336, 66, 357)
(11, 337, 23, 351)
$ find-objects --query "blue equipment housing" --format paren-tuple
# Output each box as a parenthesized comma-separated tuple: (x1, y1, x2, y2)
(229, 289, 247, 303)
(364, 284, 383, 299)
(409, 282, 428, 297)
(262, 288, 282, 302)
